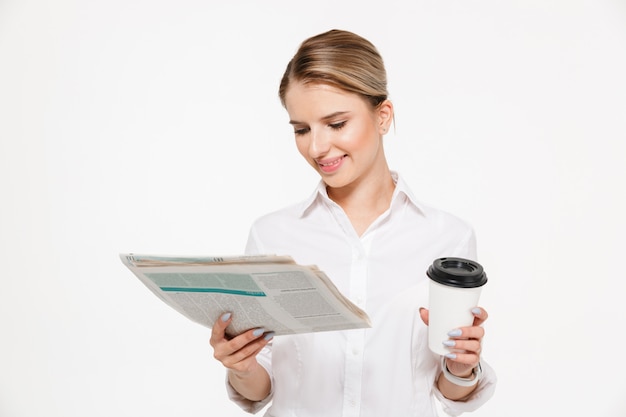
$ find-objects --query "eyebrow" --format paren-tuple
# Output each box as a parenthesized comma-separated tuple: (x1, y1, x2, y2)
(289, 111, 350, 125)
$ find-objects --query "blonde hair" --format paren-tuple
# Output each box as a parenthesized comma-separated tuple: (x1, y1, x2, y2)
(279, 29, 388, 109)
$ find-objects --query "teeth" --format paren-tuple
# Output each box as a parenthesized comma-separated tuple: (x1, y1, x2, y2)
(320, 157, 342, 167)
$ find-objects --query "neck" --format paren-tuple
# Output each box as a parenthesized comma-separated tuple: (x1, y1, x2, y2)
(327, 169, 395, 236)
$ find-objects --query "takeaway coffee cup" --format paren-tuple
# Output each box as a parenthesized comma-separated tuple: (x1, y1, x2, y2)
(426, 257, 488, 356)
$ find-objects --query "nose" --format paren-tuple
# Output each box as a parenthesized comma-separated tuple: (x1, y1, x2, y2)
(308, 128, 331, 159)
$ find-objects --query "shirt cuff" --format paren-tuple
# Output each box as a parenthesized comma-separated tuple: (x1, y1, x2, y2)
(434, 359, 497, 416)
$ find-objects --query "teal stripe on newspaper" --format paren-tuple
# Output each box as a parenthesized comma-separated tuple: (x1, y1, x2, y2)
(160, 287, 266, 296)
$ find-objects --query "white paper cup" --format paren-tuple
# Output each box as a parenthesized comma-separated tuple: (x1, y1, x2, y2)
(426, 258, 487, 356)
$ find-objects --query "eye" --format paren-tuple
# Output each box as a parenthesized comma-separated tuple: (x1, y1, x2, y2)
(329, 121, 347, 130)
(293, 127, 310, 136)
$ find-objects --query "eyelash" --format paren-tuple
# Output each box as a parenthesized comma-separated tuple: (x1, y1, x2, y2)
(330, 121, 347, 130)
(294, 128, 309, 136)
(293, 121, 346, 136)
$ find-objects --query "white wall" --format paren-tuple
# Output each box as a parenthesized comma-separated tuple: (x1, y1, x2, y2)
(1, 0, 625, 416)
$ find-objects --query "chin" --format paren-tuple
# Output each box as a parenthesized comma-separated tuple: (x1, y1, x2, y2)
(321, 175, 352, 190)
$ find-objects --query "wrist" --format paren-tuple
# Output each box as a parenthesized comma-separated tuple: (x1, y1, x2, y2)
(441, 357, 482, 387)
(451, 367, 474, 379)
(228, 366, 257, 382)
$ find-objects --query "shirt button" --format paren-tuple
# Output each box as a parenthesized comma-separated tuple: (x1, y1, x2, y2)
(352, 348, 359, 355)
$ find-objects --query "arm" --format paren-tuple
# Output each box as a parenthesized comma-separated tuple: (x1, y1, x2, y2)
(210, 312, 273, 402)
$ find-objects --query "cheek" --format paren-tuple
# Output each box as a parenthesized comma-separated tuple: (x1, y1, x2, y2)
(295, 139, 315, 164)
(295, 139, 307, 156)
(340, 125, 376, 152)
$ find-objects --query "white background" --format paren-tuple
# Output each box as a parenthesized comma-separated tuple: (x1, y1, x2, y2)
(1, 0, 625, 416)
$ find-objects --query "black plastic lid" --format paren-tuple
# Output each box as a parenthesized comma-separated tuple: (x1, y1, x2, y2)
(426, 257, 487, 288)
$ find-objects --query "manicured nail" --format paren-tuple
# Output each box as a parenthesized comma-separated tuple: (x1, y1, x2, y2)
(220, 313, 231, 322)
(448, 329, 462, 337)
(444, 353, 457, 359)
(264, 332, 275, 341)
(253, 328, 265, 337)
(471, 308, 481, 315)
(442, 340, 456, 347)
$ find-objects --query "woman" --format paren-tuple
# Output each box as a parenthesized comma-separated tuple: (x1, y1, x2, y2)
(210, 29, 496, 416)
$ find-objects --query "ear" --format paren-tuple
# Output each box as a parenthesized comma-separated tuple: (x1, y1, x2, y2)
(377, 99, 394, 135)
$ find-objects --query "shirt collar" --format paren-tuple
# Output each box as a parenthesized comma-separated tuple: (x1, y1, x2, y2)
(296, 171, 427, 218)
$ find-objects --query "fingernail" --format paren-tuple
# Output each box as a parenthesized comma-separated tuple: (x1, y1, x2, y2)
(444, 353, 457, 359)
(253, 328, 265, 337)
(264, 332, 275, 341)
(471, 308, 481, 315)
(448, 329, 462, 337)
(221, 313, 231, 322)
(442, 340, 456, 347)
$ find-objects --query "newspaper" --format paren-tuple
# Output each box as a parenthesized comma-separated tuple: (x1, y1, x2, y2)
(120, 253, 371, 337)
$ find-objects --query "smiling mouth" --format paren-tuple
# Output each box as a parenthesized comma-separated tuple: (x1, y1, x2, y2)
(318, 155, 346, 167)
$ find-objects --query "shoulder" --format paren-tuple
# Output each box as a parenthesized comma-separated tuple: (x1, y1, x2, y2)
(245, 198, 319, 256)
(247, 196, 318, 241)
(394, 172, 473, 235)
(401, 198, 477, 258)
(419, 202, 473, 232)
(250, 201, 305, 231)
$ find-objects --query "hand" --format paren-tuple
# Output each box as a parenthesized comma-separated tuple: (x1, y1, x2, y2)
(209, 312, 274, 377)
(419, 307, 488, 377)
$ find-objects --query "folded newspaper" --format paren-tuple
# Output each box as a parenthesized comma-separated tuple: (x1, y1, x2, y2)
(120, 253, 371, 337)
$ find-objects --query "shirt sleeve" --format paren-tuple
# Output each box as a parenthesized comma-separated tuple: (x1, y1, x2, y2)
(451, 226, 478, 261)
(245, 222, 267, 256)
(433, 359, 497, 416)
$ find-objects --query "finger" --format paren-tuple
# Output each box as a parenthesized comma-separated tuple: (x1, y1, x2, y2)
(442, 338, 482, 356)
(219, 330, 274, 369)
(446, 353, 480, 375)
(419, 307, 429, 325)
(210, 312, 232, 346)
(471, 307, 489, 326)
(222, 337, 272, 369)
(227, 327, 272, 353)
(447, 325, 485, 341)
(445, 352, 480, 369)
(216, 327, 273, 361)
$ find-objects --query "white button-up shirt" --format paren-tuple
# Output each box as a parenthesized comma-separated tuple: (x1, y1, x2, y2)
(227, 172, 497, 417)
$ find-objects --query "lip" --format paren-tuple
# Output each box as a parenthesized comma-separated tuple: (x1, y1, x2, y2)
(316, 155, 346, 173)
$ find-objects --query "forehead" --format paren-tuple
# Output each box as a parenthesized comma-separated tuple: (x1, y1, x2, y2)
(284, 82, 370, 120)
